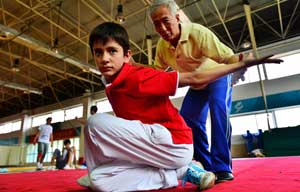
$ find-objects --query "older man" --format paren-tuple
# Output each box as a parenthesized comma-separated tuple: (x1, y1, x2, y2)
(149, 0, 242, 182)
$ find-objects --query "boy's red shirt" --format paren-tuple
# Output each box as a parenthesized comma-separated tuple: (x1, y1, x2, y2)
(104, 63, 192, 144)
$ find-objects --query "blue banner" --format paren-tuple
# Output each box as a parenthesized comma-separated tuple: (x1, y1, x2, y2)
(231, 90, 300, 114)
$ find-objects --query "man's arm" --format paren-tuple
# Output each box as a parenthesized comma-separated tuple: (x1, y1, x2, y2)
(50, 133, 53, 147)
(179, 55, 282, 88)
(75, 117, 87, 125)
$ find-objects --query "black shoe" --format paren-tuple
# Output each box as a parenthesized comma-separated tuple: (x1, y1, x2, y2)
(215, 172, 234, 183)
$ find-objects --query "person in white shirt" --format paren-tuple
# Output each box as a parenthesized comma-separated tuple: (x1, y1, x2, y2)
(51, 139, 76, 169)
(33, 117, 53, 170)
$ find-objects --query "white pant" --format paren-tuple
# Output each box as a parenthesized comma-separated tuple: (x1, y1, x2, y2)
(84, 113, 193, 192)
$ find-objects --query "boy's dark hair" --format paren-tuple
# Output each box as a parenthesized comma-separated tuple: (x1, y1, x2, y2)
(46, 117, 52, 121)
(63, 139, 71, 145)
(89, 22, 130, 56)
(90, 105, 98, 113)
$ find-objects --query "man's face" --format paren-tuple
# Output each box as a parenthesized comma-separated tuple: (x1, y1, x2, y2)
(151, 5, 180, 44)
(46, 118, 52, 124)
(93, 39, 131, 82)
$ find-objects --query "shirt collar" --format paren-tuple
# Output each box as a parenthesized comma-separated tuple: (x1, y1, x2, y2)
(101, 76, 111, 87)
(179, 22, 190, 42)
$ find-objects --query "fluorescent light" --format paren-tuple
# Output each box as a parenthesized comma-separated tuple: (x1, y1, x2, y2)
(0, 80, 42, 95)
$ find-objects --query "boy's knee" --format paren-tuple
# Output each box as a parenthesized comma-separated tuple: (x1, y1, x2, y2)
(167, 148, 193, 168)
(53, 149, 60, 157)
(87, 113, 114, 133)
(88, 113, 107, 127)
(168, 156, 191, 169)
(90, 174, 112, 192)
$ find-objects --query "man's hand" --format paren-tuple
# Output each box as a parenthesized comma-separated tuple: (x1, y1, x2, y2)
(232, 68, 246, 86)
(232, 53, 247, 86)
(243, 54, 283, 67)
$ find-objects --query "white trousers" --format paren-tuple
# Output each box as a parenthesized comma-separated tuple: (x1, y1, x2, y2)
(84, 113, 193, 192)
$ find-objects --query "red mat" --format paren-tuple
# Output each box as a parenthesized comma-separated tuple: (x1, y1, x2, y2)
(0, 156, 299, 192)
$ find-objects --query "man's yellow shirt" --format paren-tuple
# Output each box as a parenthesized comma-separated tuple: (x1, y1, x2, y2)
(152, 22, 239, 72)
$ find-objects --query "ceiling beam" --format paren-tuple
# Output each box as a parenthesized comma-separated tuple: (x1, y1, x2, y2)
(0, 49, 100, 86)
(211, 0, 236, 50)
(276, 0, 284, 36)
(0, 24, 100, 75)
(15, 0, 89, 47)
(82, 0, 149, 58)
(283, 0, 300, 38)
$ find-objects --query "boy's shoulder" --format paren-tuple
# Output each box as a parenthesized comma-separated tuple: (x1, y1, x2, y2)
(124, 62, 155, 73)
(118, 63, 166, 82)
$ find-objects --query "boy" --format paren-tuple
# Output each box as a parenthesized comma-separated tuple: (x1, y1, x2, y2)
(50, 139, 76, 169)
(78, 22, 282, 191)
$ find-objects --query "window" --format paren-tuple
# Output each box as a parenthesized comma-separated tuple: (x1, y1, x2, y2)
(31, 105, 83, 127)
(11, 121, 22, 132)
(274, 106, 300, 128)
(65, 106, 83, 120)
(0, 125, 4, 134)
(230, 112, 274, 135)
(3, 123, 12, 134)
(235, 52, 300, 85)
(266, 53, 300, 80)
(0, 120, 22, 134)
(26, 144, 37, 163)
(51, 110, 64, 123)
(235, 65, 266, 85)
(32, 114, 50, 127)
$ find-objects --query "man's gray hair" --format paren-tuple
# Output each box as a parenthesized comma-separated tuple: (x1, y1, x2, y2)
(149, 0, 178, 16)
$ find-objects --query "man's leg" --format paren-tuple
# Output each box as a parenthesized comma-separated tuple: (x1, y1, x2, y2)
(40, 143, 48, 164)
(36, 142, 43, 169)
(208, 75, 234, 181)
(180, 88, 212, 171)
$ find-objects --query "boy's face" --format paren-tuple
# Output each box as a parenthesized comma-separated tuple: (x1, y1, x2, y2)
(65, 143, 70, 149)
(93, 39, 131, 82)
(151, 5, 180, 44)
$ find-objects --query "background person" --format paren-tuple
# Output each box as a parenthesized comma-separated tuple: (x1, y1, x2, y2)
(50, 139, 76, 169)
(33, 117, 53, 170)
